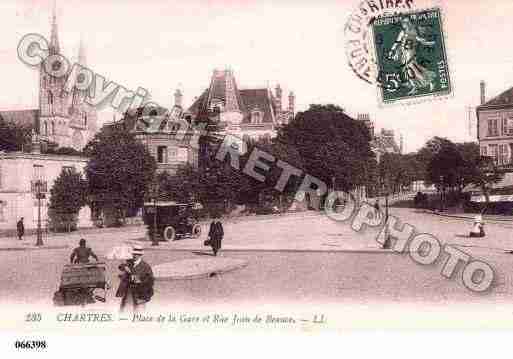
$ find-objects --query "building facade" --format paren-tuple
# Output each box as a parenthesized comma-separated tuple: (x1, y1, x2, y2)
(357, 113, 402, 162)
(476, 81, 513, 167)
(112, 105, 196, 174)
(186, 68, 295, 142)
(0, 149, 92, 231)
(0, 5, 98, 151)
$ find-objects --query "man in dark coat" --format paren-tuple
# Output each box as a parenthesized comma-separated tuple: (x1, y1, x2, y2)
(207, 216, 224, 256)
(70, 238, 99, 264)
(17, 217, 24, 241)
(116, 245, 154, 313)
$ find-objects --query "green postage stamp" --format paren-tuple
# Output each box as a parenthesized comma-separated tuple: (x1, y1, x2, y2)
(371, 8, 451, 105)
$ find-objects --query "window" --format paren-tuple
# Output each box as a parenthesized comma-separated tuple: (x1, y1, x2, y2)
(84, 114, 88, 127)
(33, 165, 45, 181)
(251, 110, 262, 124)
(502, 118, 508, 136)
(51, 122, 55, 135)
(489, 144, 499, 164)
(62, 166, 74, 174)
(0, 201, 6, 222)
(499, 144, 508, 165)
(157, 146, 168, 163)
(487, 119, 499, 137)
(168, 148, 178, 158)
(48, 91, 53, 105)
(44, 122, 48, 136)
(480, 146, 487, 157)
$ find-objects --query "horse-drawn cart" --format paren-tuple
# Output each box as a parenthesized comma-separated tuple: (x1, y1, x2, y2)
(53, 262, 108, 306)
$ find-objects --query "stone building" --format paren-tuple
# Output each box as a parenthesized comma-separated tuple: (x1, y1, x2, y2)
(0, 4, 98, 151)
(476, 80, 513, 166)
(0, 144, 92, 231)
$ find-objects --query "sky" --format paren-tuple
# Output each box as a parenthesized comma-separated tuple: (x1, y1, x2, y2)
(2, 0, 513, 152)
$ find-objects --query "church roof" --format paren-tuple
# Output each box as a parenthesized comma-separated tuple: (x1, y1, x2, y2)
(0, 109, 40, 132)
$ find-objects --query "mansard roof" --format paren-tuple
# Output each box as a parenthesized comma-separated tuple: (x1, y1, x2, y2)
(478, 86, 513, 110)
(187, 70, 278, 125)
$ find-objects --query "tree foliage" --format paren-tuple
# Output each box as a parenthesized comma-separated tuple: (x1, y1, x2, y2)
(276, 104, 375, 192)
(49, 168, 88, 214)
(0, 118, 31, 152)
(84, 125, 157, 215)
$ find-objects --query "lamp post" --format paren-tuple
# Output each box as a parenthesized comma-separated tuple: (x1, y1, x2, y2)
(34, 180, 45, 246)
(150, 182, 159, 246)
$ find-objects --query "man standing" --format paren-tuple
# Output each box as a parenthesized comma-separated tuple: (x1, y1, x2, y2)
(70, 238, 99, 264)
(207, 215, 224, 256)
(116, 245, 154, 313)
(16, 217, 24, 241)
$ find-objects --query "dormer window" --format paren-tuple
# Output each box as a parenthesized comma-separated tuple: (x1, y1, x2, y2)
(210, 99, 224, 113)
(251, 109, 263, 124)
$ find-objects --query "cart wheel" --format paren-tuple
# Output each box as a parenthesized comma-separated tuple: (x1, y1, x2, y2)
(192, 224, 202, 238)
(163, 226, 176, 241)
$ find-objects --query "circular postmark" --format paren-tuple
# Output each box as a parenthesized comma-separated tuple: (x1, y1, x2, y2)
(344, 0, 416, 85)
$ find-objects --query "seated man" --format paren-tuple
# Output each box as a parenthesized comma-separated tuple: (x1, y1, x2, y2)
(70, 238, 99, 264)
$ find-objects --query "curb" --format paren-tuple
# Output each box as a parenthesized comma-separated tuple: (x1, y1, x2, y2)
(423, 210, 513, 223)
(144, 247, 402, 254)
(0, 245, 69, 251)
(154, 259, 249, 280)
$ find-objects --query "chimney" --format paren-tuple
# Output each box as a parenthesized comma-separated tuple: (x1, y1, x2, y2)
(480, 80, 486, 105)
(174, 89, 183, 108)
(288, 91, 295, 114)
(275, 84, 282, 114)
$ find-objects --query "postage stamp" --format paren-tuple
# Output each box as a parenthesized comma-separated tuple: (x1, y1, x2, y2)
(371, 7, 452, 105)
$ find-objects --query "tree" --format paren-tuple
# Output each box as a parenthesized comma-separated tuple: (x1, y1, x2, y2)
(84, 125, 156, 224)
(48, 168, 88, 231)
(0, 118, 31, 152)
(277, 104, 374, 193)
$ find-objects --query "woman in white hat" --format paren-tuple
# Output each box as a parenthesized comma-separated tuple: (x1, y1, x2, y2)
(116, 245, 154, 312)
(469, 214, 485, 238)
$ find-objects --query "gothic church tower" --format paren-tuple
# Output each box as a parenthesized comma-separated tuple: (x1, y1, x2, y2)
(38, 2, 97, 150)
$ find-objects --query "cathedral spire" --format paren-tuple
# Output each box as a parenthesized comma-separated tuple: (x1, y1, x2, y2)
(50, 0, 60, 55)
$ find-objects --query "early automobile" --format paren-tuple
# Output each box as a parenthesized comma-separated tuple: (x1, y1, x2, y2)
(143, 201, 203, 241)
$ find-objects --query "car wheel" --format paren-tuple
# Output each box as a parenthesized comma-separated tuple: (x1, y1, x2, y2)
(163, 226, 176, 241)
(192, 224, 202, 238)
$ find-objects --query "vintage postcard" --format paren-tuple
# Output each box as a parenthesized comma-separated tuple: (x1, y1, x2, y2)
(1, 0, 513, 356)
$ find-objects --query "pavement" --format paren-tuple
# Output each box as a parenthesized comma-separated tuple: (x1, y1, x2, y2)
(153, 257, 249, 280)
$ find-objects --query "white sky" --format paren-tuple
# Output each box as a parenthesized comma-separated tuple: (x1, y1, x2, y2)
(2, 0, 513, 151)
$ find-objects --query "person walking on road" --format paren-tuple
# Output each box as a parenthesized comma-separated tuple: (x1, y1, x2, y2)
(207, 215, 224, 256)
(70, 238, 99, 264)
(374, 200, 381, 221)
(16, 217, 24, 241)
(116, 245, 154, 313)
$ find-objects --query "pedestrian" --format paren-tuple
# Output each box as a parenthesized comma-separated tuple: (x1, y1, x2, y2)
(16, 217, 24, 241)
(469, 215, 485, 238)
(70, 238, 99, 264)
(116, 245, 154, 313)
(374, 200, 381, 220)
(207, 214, 224, 256)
